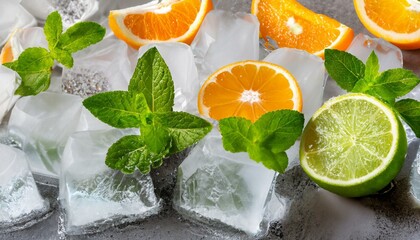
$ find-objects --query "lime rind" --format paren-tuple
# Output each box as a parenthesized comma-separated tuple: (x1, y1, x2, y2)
(300, 93, 407, 197)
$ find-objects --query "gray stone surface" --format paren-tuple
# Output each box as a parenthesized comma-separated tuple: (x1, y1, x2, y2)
(2, 0, 420, 239)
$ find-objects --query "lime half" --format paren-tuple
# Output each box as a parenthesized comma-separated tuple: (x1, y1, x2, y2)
(300, 93, 407, 197)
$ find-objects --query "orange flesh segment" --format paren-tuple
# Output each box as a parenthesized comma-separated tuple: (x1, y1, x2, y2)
(0, 40, 14, 64)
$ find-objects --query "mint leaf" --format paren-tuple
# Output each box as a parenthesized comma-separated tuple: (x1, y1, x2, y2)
(364, 51, 380, 82)
(324, 49, 365, 91)
(141, 120, 171, 154)
(395, 99, 420, 137)
(219, 110, 303, 173)
(106, 135, 167, 174)
(129, 47, 174, 113)
(51, 48, 73, 68)
(247, 145, 288, 173)
(6, 47, 54, 96)
(254, 110, 304, 153)
(57, 22, 105, 53)
(83, 91, 151, 128)
(219, 117, 255, 152)
(155, 111, 213, 153)
(44, 11, 62, 50)
(373, 69, 420, 99)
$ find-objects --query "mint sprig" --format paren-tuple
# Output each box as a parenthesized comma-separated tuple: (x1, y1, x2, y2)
(83, 47, 212, 174)
(325, 49, 420, 137)
(3, 11, 105, 96)
(219, 110, 304, 173)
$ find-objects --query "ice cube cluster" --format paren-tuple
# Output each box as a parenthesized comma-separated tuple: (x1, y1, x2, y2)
(0, 0, 419, 238)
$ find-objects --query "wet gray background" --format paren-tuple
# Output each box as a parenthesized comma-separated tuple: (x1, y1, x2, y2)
(2, 0, 420, 239)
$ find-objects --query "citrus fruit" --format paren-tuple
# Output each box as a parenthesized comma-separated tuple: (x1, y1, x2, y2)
(0, 37, 14, 64)
(300, 93, 407, 197)
(354, 0, 420, 50)
(251, 0, 354, 58)
(198, 60, 302, 122)
(108, 0, 213, 49)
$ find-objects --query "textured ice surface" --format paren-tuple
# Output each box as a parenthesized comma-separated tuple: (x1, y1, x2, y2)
(60, 129, 161, 235)
(410, 146, 420, 203)
(8, 92, 83, 177)
(174, 131, 278, 236)
(61, 38, 132, 98)
(347, 34, 403, 71)
(0, 144, 49, 232)
(138, 43, 200, 113)
(191, 10, 259, 84)
(2, 27, 48, 62)
(0, 0, 36, 46)
(0, 66, 20, 123)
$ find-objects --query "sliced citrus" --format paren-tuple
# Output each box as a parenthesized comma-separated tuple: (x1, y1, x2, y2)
(109, 0, 213, 49)
(300, 93, 408, 197)
(251, 0, 354, 57)
(0, 37, 14, 64)
(354, 0, 420, 50)
(198, 60, 302, 122)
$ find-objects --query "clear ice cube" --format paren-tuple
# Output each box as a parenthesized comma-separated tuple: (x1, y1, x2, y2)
(3, 27, 48, 62)
(173, 130, 278, 236)
(20, 0, 55, 22)
(138, 43, 200, 113)
(0, 65, 20, 123)
(0, 144, 49, 232)
(410, 145, 420, 203)
(8, 92, 83, 177)
(61, 38, 132, 98)
(0, 0, 36, 46)
(347, 33, 403, 71)
(60, 129, 161, 235)
(191, 10, 260, 84)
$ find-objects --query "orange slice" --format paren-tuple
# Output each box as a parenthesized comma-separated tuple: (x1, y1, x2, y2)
(354, 0, 420, 50)
(109, 0, 213, 49)
(251, 0, 354, 57)
(198, 60, 302, 122)
(0, 38, 14, 64)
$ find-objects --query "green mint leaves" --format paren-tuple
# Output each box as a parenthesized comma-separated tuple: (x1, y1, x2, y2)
(325, 49, 420, 137)
(219, 110, 304, 173)
(3, 11, 105, 96)
(83, 47, 212, 174)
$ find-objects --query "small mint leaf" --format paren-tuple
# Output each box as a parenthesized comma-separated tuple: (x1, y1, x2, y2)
(247, 145, 288, 173)
(395, 99, 420, 137)
(364, 50, 380, 82)
(106, 135, 145, 174)
(154, 111, 213, 153)
(83, 91, 151, 129)
(3, 61, 18, 71)
(324, 49, 365, 91)
(352, 78, 371, 93)
(57, 22, 105, 53)
(219, 117, 255, 152)
(44, 11, 62, 50)
(10, 47, 54, 96)
(141, 120, 171, 154)
(129, 47, 174, 113)
(51, 48, 73, 68)
(373, 69, 420, 99)
(254, 110, 304, 153)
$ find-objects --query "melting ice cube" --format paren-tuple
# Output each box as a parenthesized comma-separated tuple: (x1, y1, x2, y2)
(0, 66, 20, 123)
(138, 43, 200, 113)
(191, 10, 260, 83)
(0, 0, 36, 46)
(410, 145, 420, 203)
(0, 144, 49, 232)
(173, 130, 278, 236)
(60, 129, 161, 235)
(8, 92, 83, 177)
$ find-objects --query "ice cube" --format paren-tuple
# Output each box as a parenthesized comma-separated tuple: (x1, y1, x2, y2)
(0, 144, 49, 232)
(138, 43, 200, 113)
(191, 10, 260, 84)
(20, 0, 55, 22)
(173, 130, 278, 236)
(8, 92, 83, 177)
(61, 38, 132, 98)
(212, 0, 252, 13)
(0, 66, 20, 123)
(0, 0, 36, 46)
(2, 27, 48, 62)
(410, 145, 420, 203)
(347, 33, 403, 71)
(60, 129, 161, 235)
